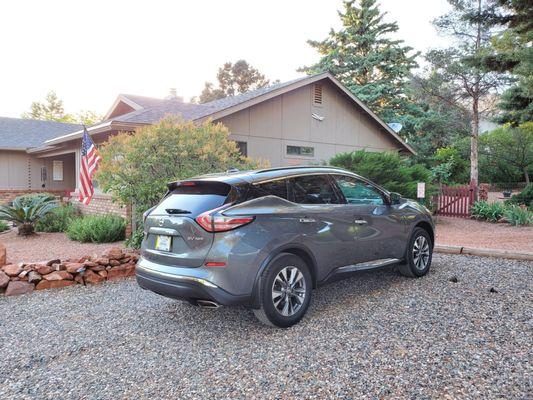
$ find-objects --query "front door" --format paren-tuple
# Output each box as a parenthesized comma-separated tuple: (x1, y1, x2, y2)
(332, 174, 403, 263)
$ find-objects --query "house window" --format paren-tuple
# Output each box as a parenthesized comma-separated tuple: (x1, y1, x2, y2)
(313, 84, 323, 105)
(287, 145, 314, 157)
(40, 166, 47, 182)
(52, 160, 63, 181)
(235, 141, 248, 157)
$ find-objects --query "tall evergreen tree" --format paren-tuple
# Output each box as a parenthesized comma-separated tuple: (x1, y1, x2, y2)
(22, 91, 73, 122)
(299, 0, 418, 124)
(477, 0, 533, 125)
(422, 0, 508, 188)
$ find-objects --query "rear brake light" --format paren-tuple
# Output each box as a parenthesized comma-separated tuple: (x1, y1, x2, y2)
(205, 261, 226, 267)
(195, 209, 254, 232)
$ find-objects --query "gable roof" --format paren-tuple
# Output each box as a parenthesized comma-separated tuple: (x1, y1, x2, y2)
(45, 72, 414, 154)
(0, 117, 82, 150)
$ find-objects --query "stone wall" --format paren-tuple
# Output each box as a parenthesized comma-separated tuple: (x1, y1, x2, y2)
(0, 189, 70, 205)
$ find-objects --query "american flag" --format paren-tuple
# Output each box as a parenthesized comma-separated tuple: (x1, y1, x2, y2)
(78, 127, 101, 205)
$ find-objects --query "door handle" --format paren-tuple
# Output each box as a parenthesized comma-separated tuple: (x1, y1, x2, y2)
(299, 217, 316, 223)
(354, 219, 368, 225)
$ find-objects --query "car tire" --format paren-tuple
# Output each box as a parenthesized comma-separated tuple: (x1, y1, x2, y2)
(253, 253, 312, 328)
(398, 227, 433, 278)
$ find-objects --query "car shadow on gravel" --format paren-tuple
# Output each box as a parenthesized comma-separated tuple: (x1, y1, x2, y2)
(149, 264, 414, 333)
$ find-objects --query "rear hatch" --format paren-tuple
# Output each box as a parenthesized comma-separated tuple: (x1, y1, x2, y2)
(142, 180, 234, 267)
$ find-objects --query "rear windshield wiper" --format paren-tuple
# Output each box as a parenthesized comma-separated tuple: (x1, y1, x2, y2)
(166, 208, 191, 214)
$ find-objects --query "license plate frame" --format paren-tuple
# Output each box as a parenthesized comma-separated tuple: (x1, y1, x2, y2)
(155, 235, 172, 252)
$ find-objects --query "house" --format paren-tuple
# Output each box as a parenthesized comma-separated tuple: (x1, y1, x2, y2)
(0, 72, 414, 215)
(0, 118, 82, 204)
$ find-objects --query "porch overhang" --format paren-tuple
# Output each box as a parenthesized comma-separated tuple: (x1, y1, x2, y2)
(43, 121, 146, 146)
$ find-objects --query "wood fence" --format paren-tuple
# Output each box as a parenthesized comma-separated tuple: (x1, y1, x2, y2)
(434, 185, 477, 218)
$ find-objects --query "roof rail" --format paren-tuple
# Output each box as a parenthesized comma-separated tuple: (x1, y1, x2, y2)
(253, 165, 346, 174)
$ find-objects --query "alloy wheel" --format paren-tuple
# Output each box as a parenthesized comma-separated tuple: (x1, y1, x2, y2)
(413, 235, 430, 271)
(271, 266, 306, 317)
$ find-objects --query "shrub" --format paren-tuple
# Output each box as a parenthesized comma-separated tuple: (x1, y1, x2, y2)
(96, 117, 267, 216)
(470, 201, 506, 222)
(66, 215, 126, 243)
(0, 220, 9, 233)
(125, 227, 144, 249)
(506, 184, 533, 209)
(503, 205, 533, 226)
(330, 150, 434, 199)
(16, 192, 56, 207)
(0, 195, 58, 235)
(36, 203, 80, 232)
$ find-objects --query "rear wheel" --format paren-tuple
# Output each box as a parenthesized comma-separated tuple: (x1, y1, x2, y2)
(398, 227, 433, 278)
(253, 253, 312, 328)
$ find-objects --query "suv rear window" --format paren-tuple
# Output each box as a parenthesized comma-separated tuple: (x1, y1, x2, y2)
(248, 179, 289, 201)
(152, 181, 231, 216)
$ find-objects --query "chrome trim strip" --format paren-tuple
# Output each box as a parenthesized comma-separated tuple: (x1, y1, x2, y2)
(136, 263, 218, 288)
(337, 258, 400, 273)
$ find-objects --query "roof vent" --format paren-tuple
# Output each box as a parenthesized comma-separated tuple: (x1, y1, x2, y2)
(313, 84, 323, 105)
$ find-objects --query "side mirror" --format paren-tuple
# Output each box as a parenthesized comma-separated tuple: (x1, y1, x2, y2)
(388, 192, 402, 205)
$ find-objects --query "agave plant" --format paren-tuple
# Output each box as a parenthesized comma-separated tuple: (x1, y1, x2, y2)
(0, 195, 58, 235)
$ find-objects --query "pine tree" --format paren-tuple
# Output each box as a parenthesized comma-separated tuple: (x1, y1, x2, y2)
(22, 91, 74, 122)
(299, 0, 418, 124)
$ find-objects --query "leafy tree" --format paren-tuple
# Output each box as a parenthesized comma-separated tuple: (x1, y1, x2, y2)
(479, 122, 533, 183)
(329, 150, 434, 199)
(96, 117, 267, 214)
(421, 0, 509, 188)
(198, 60, 273, 103)
(22, 90, 102, 125)
(22, 91, 74, 122)
(299, 0, 418, 125)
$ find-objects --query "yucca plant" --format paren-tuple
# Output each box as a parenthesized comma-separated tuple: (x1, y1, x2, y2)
(0, 195, 58, 235)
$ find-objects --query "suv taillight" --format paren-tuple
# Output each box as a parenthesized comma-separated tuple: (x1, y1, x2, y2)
(195, 209, 254, 232)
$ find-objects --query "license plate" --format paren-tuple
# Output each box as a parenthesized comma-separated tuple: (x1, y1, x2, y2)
(155, 235, 172, 252)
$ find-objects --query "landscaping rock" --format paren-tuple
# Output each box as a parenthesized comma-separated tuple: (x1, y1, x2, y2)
(0, 271, 9, 288)
(74, 275, 85, 285)
(98, 270, 108, 278)
(108, 264, 135, 280)
(5, 281, 34, 296)
(3, 264, 23, 277)
(36, 280, 75, 290)
(43, 271, 73, 281)
(18, 270, 28, 278)
(36, 265, 53, 275)
(96, 257, 109, 266)
(27, 271, 42, 284)
(84, 269, 105, 284)
(83, 261, 99, 268)
(0, 243, 6, 267)
(65, 263, 85, 274)
(46, 259, 61, 266)
(109, 259, 121, 267)
(106, 247, 124, 260)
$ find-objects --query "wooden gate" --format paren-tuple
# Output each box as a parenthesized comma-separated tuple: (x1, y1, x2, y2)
(434, 185, 477, 218)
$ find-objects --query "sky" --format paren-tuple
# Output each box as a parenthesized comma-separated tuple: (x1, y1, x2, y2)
(0, 0, 452, 118)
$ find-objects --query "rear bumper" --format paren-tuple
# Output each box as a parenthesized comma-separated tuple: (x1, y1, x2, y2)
(135, 258, 251, 306)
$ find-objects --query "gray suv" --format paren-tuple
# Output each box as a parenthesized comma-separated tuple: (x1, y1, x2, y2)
(136, 166, 434, 327)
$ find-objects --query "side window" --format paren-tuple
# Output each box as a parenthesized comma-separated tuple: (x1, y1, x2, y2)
(249, 179, 289, 200)
(290, 175, 340, 204)
(334, 175, 384, 206)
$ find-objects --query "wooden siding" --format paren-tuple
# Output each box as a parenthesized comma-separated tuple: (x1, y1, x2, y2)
(218, 81, 402, 167)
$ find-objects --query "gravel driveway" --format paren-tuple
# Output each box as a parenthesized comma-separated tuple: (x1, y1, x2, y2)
(1, 254, 531, 399)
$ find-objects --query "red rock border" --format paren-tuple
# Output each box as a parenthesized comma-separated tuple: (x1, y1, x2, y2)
(0, 246, 139, 297)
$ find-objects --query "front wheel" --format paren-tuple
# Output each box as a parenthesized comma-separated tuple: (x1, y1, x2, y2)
(253, 253, 312, 328)
(398, 227, 433, 278)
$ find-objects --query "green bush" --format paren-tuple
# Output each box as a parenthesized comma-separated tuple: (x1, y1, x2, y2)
(503, 205, 533, 226)
(470, 201, 506, 222)
(36, 203, 80, 232)
(17, 192, 56, 207)
(66, 215, 126, 243)
(125, 227, 144, 249)
(0, 195, 58, 235)
(506, 184, 533, 209)
(330, 150, 434, 199)
(0, 220, 9, 232)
